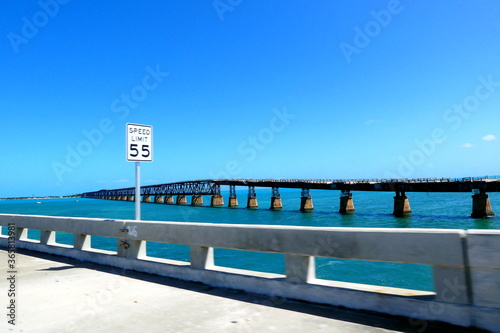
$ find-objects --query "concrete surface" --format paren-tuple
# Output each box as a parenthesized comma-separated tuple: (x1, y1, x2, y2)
(0, 249, 480, 333)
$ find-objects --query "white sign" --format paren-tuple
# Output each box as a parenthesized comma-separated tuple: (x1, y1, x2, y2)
(126, 123, 153, 162)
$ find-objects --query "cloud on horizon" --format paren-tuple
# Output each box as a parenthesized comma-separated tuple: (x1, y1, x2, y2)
(482, 134, 496, 141)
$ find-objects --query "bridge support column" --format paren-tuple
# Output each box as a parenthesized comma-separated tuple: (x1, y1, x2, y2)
(247, 186, 258, 209)
(339, 190, 355, 215)
(228, 185, 238, 207)
(270, 187, 283, 210)
(228, 197, 239, 207)
(300, 188, 314, 212)
(154, 195, 164, 203)
(285, 254, 316, 283)
(191, 195, 204, 206)
(164, 195, 174, 204)
(471, 193, 494, 218)
(211, 195, 224, 207)
(393, 191, 411, 217)
(128, 195, 134, 201)
(190, 246, 214, 269)
(143, 195, 152, 203)
(176, 195, 187, 205)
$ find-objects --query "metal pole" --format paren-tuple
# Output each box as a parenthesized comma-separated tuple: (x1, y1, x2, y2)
(135, 161, 141, 220)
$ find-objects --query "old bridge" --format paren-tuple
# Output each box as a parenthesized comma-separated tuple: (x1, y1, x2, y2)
(81, 177, 500, 218)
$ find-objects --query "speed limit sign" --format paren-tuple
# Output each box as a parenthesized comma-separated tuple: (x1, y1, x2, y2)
(126, 123, 153, 162)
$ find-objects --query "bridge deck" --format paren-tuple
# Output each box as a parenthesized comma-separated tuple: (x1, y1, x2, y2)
(83, 177, 500, 198)
(0, 249, 472, 333)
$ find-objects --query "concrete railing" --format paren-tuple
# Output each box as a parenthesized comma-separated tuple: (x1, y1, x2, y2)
(0, 214, 499, 331)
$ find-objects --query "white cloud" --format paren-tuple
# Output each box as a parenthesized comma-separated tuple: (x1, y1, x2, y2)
(461, 143, 473, 148)
(482, 134, 496, 141)
(97, 179, 130, 184)
(365, 119, 382, 125)
(113, 179, 130, 183)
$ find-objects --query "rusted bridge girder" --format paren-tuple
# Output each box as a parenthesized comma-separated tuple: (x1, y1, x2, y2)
(82, 180, 220, 199)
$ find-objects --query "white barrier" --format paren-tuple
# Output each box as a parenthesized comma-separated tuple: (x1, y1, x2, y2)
(0, 214, 499, 331)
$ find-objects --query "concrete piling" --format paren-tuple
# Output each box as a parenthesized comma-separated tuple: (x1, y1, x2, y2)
(228, 196, 238, 207)
(176, 195, 187, 205)
(247, 186, 258, 209)
(471, 193, 494, 218)
(211, 195, 224, 207)
(393, 194, 411, 217)
(300, 188, 314, 212)
(270, 197, 283, 210)
(228, 185, 238, 207)
(339, 192, 355, 215)
(191, 195, 204, 206)
(270, 187, 283, 210)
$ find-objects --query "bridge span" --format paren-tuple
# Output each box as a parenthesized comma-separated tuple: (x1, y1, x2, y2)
(81, 177, 500, 218)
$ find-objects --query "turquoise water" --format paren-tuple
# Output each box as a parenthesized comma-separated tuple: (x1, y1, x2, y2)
(1, 189, 498, 292)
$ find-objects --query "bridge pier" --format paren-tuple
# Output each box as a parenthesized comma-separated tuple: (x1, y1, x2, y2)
(247, 186, 258, 209)
(164, 195, 174, 204)
(154, 195, 164, 203)
(270, 187, 283, 210)
(228, 185, 238, 207)
(128, 195, 134, 202)
(471, 193, 495, 218)
(300, 188, 314, 212)
(191, 195, 204, 206)
(393, 191, 412, 217)
(176, 195, 187, 205)
(143, 195, 152, 203)
(211, 195, 224, 207)
(339, 190, 355, 215)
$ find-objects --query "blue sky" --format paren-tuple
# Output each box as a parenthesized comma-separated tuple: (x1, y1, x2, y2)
(1, 1, 500, 197)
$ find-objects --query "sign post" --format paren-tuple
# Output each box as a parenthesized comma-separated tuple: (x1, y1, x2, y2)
(126, 123, 153, 220)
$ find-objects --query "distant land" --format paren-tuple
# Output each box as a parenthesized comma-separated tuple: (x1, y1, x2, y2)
(0, 194, 81, 201)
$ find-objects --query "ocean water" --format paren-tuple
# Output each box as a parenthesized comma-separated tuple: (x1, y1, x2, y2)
(1, 189, 498, 292)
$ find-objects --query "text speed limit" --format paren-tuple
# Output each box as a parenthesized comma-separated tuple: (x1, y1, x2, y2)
(126, 123, 153, 162)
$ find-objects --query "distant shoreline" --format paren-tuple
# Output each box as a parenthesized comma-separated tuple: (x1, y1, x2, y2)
(0, 195, 81, 201)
